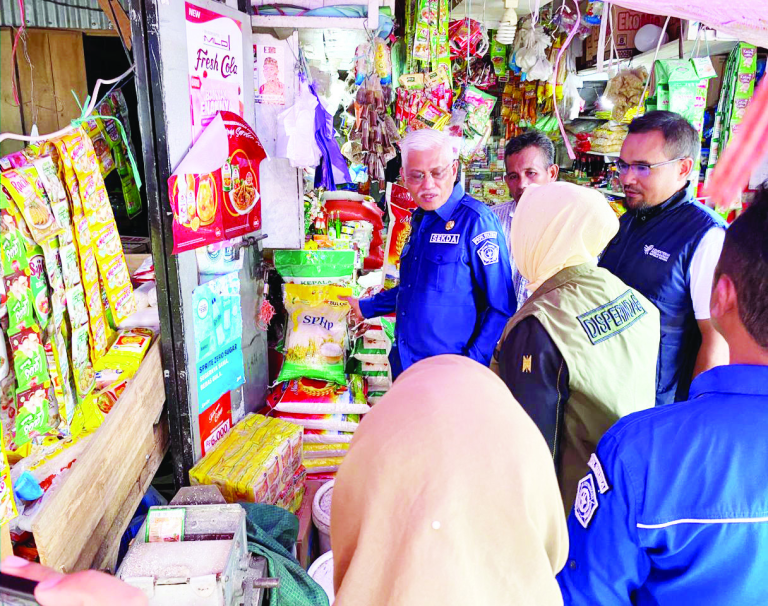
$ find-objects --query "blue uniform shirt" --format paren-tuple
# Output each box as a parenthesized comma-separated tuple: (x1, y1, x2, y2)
(558, 364, 768, 606)
(360, 183, 515, 375)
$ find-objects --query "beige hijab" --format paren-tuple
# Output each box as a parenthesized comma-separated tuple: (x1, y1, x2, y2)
(512, 182, 619, 292)
(331, 355, 568, 606)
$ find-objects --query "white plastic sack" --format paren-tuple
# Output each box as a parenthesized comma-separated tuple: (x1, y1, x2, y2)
(276, 85, 322, 169)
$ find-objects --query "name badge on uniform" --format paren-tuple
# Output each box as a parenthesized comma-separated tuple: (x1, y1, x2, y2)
(430, 233, 460, 244)
(577, 290, 647, 345)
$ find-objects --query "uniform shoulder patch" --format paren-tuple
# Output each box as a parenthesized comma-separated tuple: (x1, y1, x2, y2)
(476, 240, 500, 265)
(575, 474, 599, 529)
(588, 453, 611, 494)
(577, 289, 648, 345)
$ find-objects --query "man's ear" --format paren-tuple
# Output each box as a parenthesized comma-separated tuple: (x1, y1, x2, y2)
(549, 164, 560, 181)
(680, 157, 695, 180)
(710, 272, 737, 326)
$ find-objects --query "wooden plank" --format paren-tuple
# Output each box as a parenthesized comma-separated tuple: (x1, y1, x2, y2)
(32, 342, 166, 573)
(47, 31, 88, 131)
(15, 30, 60, 139)
(91, 417, 169, 572)
(94, 0, 132, 51)
(0, 29, 25, 156)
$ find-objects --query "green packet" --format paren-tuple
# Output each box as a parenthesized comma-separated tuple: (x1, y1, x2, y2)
(9, 326, 50, 392)
(71, 325, 96, 398)
(15, 384, 53, 446)
(1, 210, 30, 275)
(274, 249, 356, 284)
(4, 270, 35, 333)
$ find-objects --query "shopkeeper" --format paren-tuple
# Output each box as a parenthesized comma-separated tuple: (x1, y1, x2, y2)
(345, 128, 515, 377)
(492, 131, 560, 310)
(559, 186, 768, 606)
(494, 183, 659, 508)
(599, 111, 729, 406)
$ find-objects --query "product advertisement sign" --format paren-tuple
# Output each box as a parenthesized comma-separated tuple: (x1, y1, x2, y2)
(193, 272, 245, 412)
(168, 111, 267, 254)
(200, 391, 232, 455)
(185, 2, 244, 142)
(254, 44, 286, 105)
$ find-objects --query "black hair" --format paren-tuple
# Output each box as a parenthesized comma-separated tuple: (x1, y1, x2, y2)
(627, 110, 701, 161)
(504, 131, 555, 166)
(715, 184, 768, 348)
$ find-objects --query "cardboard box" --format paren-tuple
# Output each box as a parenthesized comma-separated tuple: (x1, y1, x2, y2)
(583, 8, 681, 65)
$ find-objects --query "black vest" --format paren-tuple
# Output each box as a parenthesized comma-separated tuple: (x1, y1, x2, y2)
(599, 188, 727, 405)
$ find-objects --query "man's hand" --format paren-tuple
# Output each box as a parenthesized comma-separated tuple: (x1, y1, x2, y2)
(341, 296, 364, 324)
(1, 556, 148, 606)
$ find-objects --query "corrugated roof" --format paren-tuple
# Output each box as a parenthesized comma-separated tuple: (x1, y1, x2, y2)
(0, 0, 115, 31)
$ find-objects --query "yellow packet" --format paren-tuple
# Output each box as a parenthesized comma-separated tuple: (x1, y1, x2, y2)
(0, 431, 18, 526)
(92, 327, 153, 376)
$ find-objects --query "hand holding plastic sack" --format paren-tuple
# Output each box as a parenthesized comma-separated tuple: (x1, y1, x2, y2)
(276, 84, 323, 169)
(704, 76, 768, 211)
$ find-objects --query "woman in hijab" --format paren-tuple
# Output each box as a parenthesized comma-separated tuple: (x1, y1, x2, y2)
(493, 182, 660, 511)
(331, 354, 568, 606)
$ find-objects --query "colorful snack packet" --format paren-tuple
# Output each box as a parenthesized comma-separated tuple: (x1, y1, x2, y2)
(0, 169, 63, 245)
(28, 248, 51, 329)
(0, 208, 30, 275)
(5, 270, 34, 334)
(71, 325, 96, 398)
(15, 384, 53, 446)
(93, 327, 153, 376)
(9, 326, 50, 392)
(66, 284, 89, 329)
(59, 242, 82, 289)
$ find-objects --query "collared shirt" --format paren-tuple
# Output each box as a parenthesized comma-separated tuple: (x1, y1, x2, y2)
(490, 200, 530, 311)
(360, 184, 515, 375)
(558, 364, 768, 606)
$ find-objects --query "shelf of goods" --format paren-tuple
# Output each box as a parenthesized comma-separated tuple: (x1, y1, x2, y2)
(578, 39, 739, 80)
(29, 333, 167, 573)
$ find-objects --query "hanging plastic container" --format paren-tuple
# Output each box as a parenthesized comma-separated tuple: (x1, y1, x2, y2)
(308, 550, 335, 604)
(313, 479, 334, 554)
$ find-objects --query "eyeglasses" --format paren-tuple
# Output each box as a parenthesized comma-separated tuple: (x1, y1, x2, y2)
(405, 163, 455, 184)
(615, 157, 686, 178)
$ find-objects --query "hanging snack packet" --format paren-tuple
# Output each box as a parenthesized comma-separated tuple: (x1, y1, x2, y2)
(71, 325, 96, 398)
(457, 86, 498, 136)
(5, 270, 34, 334)
(0, 208, 30, 275)
(278, 284, 352, 385)
(81, 119, 116, 177)
(28, 249, 51, 329)
(66, 284, 89, 329)
(93, 327, 153, 377)
(9, 327, 49, 392)
(59, 242, 81, 289)
(15, 384, 53, 446)
(490, 39, 509, 77)
(0, 169, 62, 245)
(410, 101, 451, 131)
(41, 242, 66, 328)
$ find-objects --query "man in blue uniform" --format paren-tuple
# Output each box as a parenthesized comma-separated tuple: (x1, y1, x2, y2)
(599, 111, 728, 405)
(345, 128, 515, 377)
(558, 185, 768, 606)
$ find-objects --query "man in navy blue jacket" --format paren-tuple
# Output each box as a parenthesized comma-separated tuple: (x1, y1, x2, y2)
(344, 128, 515, 378)
(599, 111, 728, 405)
(558, 185, 768, 605)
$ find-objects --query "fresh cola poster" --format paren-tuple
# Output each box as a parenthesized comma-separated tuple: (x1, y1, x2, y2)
(185, 2, 244, 142)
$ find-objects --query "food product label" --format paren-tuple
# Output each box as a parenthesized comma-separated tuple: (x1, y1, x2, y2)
(185, 2, 244, 142)
(15, 384, 52, 445)
(9, 327, 50, 391)
(146, 507, 186, 543)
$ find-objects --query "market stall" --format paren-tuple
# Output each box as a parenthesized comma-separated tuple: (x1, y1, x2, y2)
(0, 0, 766, 600)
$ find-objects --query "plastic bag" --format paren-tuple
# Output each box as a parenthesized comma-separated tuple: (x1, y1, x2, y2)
(276, 85, 322, 169)
(278, 284, 351, 385)
(267, 375, 370, 415)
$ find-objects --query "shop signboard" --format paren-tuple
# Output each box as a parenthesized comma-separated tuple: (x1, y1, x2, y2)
(193, 272, 245, 412)
(186, 2, 245, 142)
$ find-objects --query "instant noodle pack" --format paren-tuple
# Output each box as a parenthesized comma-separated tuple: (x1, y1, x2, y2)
(0, 128, 150, 455)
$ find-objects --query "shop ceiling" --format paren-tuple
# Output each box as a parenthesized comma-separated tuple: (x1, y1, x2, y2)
(0, 0, 118, 30)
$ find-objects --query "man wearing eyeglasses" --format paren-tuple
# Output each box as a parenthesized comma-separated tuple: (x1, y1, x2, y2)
(344, 128, 515, 377)
(599, 111, 728, 406)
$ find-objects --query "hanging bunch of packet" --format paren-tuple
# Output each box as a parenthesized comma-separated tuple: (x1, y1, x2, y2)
(81, 118, 116, 178)
(412, 0, 451, 74)
(98, 97, 142, 217)
(278, 284, 352, 385)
